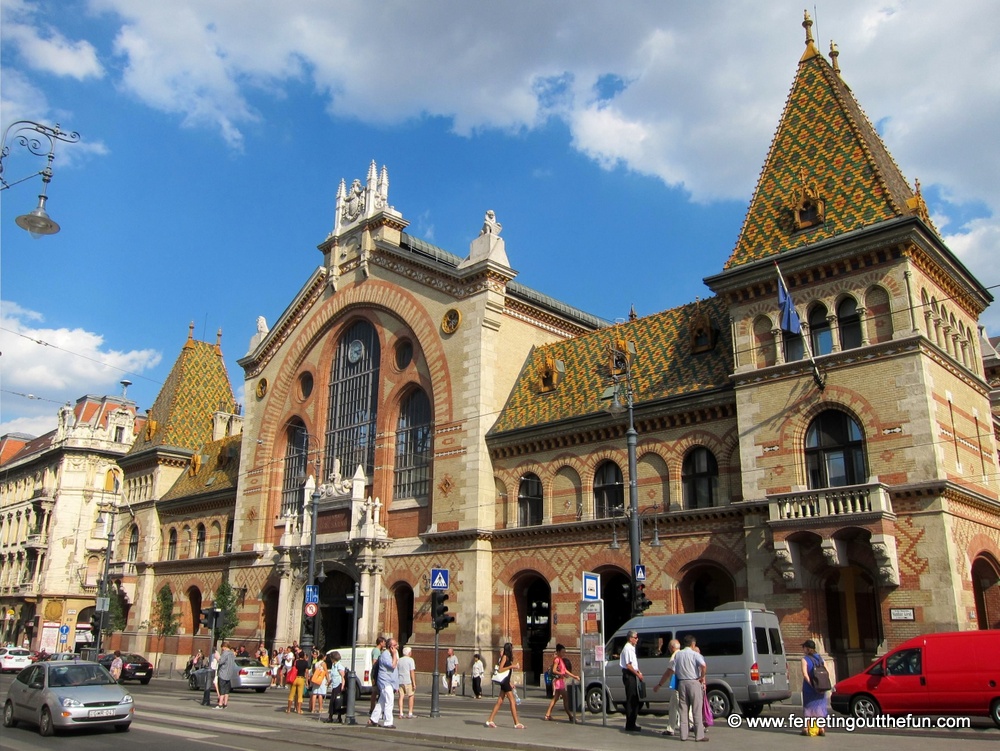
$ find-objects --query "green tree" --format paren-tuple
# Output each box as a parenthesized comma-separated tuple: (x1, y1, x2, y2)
(152, 585, 179, 637)
(213, 579, 239, 644)
(107, 591, 128, 633)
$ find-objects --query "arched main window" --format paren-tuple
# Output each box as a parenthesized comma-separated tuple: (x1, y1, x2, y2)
(837, 298, 862, 350)
(593, 461, 623, 520)
(394, 388, 432, 501)
(195, 524, 206, 558)
(224, 519, 234, 554)
(682, 448, 719, 509)
(326, 320, 381, 481)
(809, 304, 833, 356)
(167, 528, 177, 560)
(805, 411, 867, 488)
(518, 473, 543, 527)
(127, 525, 139, 562)
(281, 420, 309, 518)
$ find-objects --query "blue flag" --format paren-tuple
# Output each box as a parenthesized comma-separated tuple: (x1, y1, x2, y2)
(776, 267, 801, 335)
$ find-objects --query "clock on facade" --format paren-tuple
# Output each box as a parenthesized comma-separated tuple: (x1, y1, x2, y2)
(441, 308, 461, 334)
(255, 378, 268, 399)
(347, 339, 365, 363)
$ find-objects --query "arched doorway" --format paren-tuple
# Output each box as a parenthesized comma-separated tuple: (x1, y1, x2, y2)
(824, 565, 881, 678)
(600, 568, 632, 638)
(319, 570, 358, 650)
(394, 585, 414, 645)
(262, 587, 279, 650)
(972, 555, 1000, 629)
(517, 575, 551, 686)
(679, 563, 735, 613)
(188, 587, 204, 636)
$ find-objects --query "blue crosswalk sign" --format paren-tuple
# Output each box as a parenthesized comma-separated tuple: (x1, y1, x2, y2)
(430, 568, 449, 590)
(634, 564, 646, 582)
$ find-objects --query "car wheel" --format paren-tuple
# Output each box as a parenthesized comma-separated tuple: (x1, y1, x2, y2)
(990, 698, 1000, 729)
(849, 694, 881, 719)
(3, 700, 17, 728)
(188, 675, 199, 691)
(140, 677, 151, 685)
(115, 723, 131, 732)
(740, 702, 764, 718)
(38, 707, 54, 737)
(585, 685, 610, 714)
(706, 687, 732, 718)
(256, 687, 267, 693)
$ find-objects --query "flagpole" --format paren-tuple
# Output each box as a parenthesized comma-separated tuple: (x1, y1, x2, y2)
(775, 261, 826, 390)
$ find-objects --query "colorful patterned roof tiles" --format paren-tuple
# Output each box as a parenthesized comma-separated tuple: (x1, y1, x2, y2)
(161, 433, 242, 501)
(490, 296, 732, 435)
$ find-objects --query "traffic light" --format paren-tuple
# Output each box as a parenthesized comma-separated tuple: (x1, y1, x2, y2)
(90, 610, 104, 636)
(634, 583, 652, 614)
(431, 591, 454, 631)
(621, 581, 633, 603)
(199, 607, 217, 630)
(340, 594, 363, 619)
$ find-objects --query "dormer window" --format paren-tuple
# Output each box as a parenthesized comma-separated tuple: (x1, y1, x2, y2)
(792, 168, 826, 230)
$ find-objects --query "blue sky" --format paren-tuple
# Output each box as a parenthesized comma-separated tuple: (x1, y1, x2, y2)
(2, 0, 999, 437)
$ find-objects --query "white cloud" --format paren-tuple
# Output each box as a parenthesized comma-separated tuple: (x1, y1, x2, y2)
(943, 218, 1000, 336)
(0, 300, 162, 436)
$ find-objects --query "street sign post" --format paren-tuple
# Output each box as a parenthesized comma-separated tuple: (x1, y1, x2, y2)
(579, 599, 606, 726)
(305, 584, 319, 604)
(430, 568, 449, 590)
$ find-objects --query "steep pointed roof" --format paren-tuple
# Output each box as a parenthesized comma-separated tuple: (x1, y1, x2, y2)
(725, 13, 926, 270)
(489, 296, 732, 436)
(160, 433, 242, 502)
(129, 324, 236, 455)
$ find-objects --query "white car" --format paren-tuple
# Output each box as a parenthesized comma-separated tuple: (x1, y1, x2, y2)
(0, 648, 32, 674)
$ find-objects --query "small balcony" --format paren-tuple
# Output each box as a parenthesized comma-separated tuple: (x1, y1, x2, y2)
(24, 533, 48, 549)
(108, 561, 138, 578)
(768, 482, 893, 525)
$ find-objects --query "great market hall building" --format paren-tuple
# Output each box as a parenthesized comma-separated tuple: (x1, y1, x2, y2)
(98, 15, 999, 691)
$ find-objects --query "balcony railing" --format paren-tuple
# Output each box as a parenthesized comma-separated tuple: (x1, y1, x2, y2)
(108, 561, 138, 578)
(24, 533, 48, 549)
(768, 482, 893, 522)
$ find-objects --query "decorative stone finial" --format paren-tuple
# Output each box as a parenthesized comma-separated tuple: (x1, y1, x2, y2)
(803, 10, 814, 46)
(830, 41, 840, 74)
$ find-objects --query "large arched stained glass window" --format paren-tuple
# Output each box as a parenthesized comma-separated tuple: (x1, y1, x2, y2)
(394, 388, 432, 501)
(806, 411, 867, 488)
(326, 321, 381, 481)
(281, 420, 309, 518)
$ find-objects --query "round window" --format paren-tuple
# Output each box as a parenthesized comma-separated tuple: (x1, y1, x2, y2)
(395, 340, 413, 370)
(298, 372, 314, 400)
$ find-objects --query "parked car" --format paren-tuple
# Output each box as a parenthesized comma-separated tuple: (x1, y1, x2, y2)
(831, 631, 1000, 728)
(188, 656, 270, 693)
(589, 602, 791, 718)
(97, 653, 153, 684)
(0, 648, 33, 674)
(3, 660, 133, 735)
(326, 647, 373, 697)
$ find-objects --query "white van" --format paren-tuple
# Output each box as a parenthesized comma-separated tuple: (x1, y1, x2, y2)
(326, 647, 374, 696)
(590, 602, 791, 718)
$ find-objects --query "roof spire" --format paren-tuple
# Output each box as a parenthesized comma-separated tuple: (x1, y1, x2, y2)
(830, 40, 840, 74)
(800, 10, 820, 62)
(185, 321, 195, 348)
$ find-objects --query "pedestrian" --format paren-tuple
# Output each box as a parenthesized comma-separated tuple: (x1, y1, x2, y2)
(619, 630, 643, 732)
(236, 645, 248, 658)
(397, 645, 417, 718)
(368, 637, 399, 728)
(471, 653, 485, 699)
(445, 647, 459, 694)
(543, 643, 578, 722)
(286, 648, 309, 714)
(201, 646, 219, 706)
(309, 648, 328, 714)
(801, 639, 829, 736)
(368, 636, 386, 712)
(109, 650, 124, 682)
(281, 646, 294, 687)
(270, 648, 281, 687)
(664, 634, 708, 742)
(652, 638, 682, 736)
(485, 642, 523, 729)
(324, 651, 347, 723)
(216, 642, 237, 709)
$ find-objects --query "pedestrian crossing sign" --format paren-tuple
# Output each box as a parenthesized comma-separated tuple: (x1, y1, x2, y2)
(431, 568, 449, 590)
(634, 564, 646, 582)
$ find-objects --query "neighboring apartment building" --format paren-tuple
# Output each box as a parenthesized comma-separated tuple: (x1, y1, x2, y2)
(109, 15, 999, 690)
(0, 391, 140, 652)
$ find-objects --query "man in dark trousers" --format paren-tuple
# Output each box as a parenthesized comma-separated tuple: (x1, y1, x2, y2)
(619, 630, 644, 732)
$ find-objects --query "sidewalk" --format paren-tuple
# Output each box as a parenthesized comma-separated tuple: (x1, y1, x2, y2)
(152, 678, 994, 750)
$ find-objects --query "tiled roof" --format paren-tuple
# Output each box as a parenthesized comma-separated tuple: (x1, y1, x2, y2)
(160, 434, 242, 501)
(725, 42, 922, 269)
(490, 296, 733, 435)
(128, 334, 236, 455)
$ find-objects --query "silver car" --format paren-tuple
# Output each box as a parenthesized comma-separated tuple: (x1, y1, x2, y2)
(3, 660, 134, 735)
(188, 656, 270, 693)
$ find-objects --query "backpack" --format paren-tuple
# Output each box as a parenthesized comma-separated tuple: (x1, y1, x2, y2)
(809, 655, 832, 692)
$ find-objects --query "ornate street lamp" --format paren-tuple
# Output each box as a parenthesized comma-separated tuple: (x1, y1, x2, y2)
(1, 120, 80, 237)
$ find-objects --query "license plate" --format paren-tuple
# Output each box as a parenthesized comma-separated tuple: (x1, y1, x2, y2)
(133, 671, 147, 676)
(761, 676, 774, 684)
(89, 709, 116, 718)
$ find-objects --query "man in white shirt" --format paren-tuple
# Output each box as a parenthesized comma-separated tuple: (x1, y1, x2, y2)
(618, 630, 643, 732)
(653, 638, 682, 735)
(445, 648, 459, 694)
(664, 634, 708, 742)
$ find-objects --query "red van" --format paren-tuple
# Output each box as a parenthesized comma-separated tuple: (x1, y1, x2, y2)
(831, 631, 1000, 727)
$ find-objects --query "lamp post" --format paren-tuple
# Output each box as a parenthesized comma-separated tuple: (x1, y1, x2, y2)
(94, 503, 116, 656)
(1, 120, 80, 237)
(604, 336, 643, 616)
(299, 470, 321, 654)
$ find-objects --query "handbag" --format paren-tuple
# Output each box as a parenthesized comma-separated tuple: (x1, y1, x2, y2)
(286, 666, 298, 683)
(491, 664, 510, 685)
(310, 665, 326, 685)
(702, 690, 714, 726)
